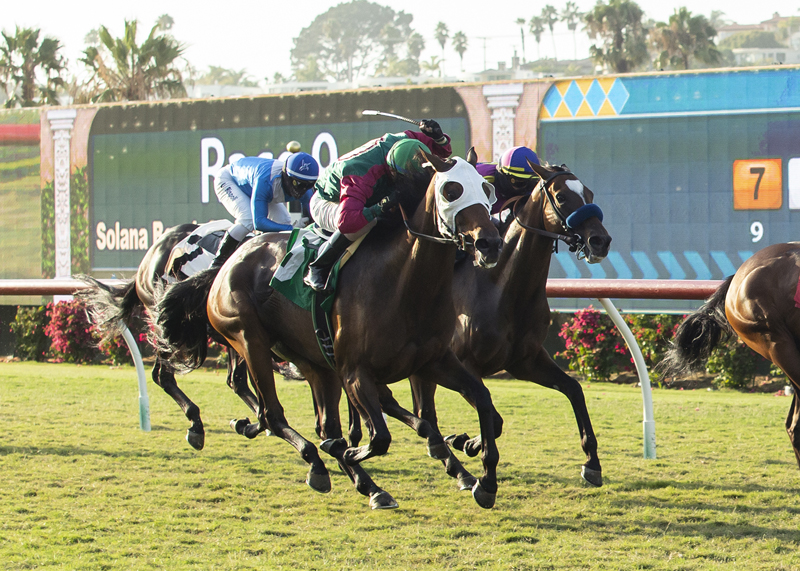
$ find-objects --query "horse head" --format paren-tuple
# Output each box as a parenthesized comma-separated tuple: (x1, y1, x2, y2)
(421, 149, 502, 268)
(524, 162, 611, 264)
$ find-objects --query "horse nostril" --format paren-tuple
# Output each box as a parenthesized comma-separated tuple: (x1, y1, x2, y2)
(475, 238, 503, 257)
(589, 235, 611, 250)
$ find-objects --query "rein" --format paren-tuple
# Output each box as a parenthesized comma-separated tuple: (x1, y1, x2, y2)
(504, 169, 583, 251)
(398, 202, 474, 250)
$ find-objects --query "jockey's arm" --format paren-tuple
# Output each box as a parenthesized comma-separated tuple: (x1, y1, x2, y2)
(251, 177, 293, 232)
(404, 129, 452, 159)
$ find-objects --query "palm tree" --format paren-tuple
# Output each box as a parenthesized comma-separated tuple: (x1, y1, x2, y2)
(0, 26, 66, 108)
(542, 5, 559, 59)
(650, 7, 720, 70)
(529, 16, 546, 60)
(584, 0, 649, 73)
(561, 1, 582, 59)
(452, 31, 468, 72)
(434, 22, 449, 76)
(515, 18, 527, 62)
(80, 18, 187, 102)
(420, 55, 442, 77)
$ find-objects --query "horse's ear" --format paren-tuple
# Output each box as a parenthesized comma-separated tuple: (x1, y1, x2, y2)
(421, 149, 455, 172)
(528, 160, 548, 179)
(466, 147, 478, 166)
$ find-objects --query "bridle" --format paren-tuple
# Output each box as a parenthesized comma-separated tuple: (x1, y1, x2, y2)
(398, 201, 476, 250)
(504, 170, 595, 258)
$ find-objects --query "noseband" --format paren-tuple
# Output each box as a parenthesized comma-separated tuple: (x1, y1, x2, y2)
(398, 202, 475, 250)
(505, 170, 602, 258)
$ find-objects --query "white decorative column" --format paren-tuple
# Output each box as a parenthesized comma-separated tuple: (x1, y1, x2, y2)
(48, 109, 77, 300)
(482, 84, 524, 162)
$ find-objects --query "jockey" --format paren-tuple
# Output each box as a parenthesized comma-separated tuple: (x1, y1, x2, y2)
(304, 120, 452, 292)
(211, 152, 319, 268)
(476, 146, 540, 215)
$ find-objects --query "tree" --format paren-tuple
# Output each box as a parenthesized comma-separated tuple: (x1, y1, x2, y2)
(541, 5, 559, 59)
(452, 31, 468, 72)
(650, 8, 720, 70)
(584, 0, 649, 73)
(291, 1, 419, 82)
(529, 16, 546, 60)
(80, 18, 188, 102)
(434, 22, 449, 76)
(561, 1, 582, 59)
(515, 18, 527, 62)
(718, 30, 784, 50)
(0, 26, 66, 108)
(196, 66, 258, 87)
(420, 55, 441, 76)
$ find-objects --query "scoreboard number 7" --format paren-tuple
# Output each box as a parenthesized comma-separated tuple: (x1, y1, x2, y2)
(733, 159, 782, 210)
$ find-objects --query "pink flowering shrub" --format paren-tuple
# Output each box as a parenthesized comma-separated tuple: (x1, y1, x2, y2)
(622, 313, 683, 370)
(556, 307, 633, 382)
(44, 300, 101, 363)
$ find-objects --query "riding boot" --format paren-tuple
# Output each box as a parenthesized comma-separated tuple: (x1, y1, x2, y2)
(304, 230, 352, 292)
(210, 232, 241, 269)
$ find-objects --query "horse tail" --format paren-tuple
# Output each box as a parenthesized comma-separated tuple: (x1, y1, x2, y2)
(75, 275, 140, 344)
(658, 275, 735, 378)
(150, 268, 219, 372)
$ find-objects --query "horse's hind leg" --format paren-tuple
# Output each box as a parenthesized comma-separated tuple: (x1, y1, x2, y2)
(762, 338, 800, 468)
(152, 356, 205, 450)
(377, 385, 447, 458)
(225, 349, 261, 437)
(506, 350, 602, 487)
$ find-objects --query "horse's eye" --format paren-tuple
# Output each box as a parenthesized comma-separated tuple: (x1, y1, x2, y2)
(442, 182, 463, 202)
(555, 193, 567, 203)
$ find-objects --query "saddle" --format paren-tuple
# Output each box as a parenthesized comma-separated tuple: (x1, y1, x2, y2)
(270, 226, 365, 368)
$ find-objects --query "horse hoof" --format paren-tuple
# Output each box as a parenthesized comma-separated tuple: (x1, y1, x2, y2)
(457, 474, 478, 491)
(186, 429, 204, 451)
(427, 441, 449, 460)
(306, 471, 331, 494)
(230, 418, 250, 435)
(369, 491, 399, 510)
(320, 438, 347, 457)
(444, 433, 470, 452)
(581, 466, 603, 487)
(243, 424, 261, 440)
(472, 481, 496, 509)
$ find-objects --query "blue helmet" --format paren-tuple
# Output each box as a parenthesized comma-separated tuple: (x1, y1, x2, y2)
(283, 152, 319, 198)
(498, 146, 540, 178)
(285, 152, 319, 181)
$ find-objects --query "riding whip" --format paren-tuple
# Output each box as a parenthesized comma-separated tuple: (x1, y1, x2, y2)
(361, 109, 422, 127)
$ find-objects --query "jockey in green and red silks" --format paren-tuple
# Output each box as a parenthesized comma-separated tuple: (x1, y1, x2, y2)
(305, 120, 451, 292)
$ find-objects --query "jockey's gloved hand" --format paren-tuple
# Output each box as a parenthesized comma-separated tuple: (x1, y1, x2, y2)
(363, 194, 399, 222)
(292, 216, 310, 229)
(420, 119, 446, 145)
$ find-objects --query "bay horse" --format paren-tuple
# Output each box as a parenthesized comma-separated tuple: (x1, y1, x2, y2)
(153, 152, 504, 509)
(659, 242, 800, 468)
(381, 161, 612, 488)
(78, 223, 258, 450)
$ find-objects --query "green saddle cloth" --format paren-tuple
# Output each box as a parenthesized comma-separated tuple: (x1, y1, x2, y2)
(269, 229, 340, 313)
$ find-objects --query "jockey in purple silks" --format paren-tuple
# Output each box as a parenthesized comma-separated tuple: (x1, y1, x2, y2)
(304, 120, 452, 292)
(476, 146, 541, 215)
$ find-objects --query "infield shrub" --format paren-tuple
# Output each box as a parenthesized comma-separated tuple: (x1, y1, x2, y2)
(556, 306, 633, 382)
(44, 300, 100, 363)
(706, 337, 761, 389)
(10, 305, 50, 361)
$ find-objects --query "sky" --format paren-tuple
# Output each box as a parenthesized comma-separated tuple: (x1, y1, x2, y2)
(3, 0, 799, 84)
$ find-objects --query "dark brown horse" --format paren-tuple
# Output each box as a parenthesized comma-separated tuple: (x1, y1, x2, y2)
(154, 152, 504, 509)
(78, 224, 258, 450)
(379, 162, 611, 488)
(660, 242, 800, 468)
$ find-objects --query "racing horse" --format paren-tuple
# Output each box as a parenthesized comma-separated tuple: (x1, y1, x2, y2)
(77, 223, 258, 451)
(659, 242, 800, 468)
(153, 151, 505, 508)
(382, 161, 612, 488)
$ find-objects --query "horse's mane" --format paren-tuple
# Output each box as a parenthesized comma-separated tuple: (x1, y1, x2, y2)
(368, 167, 434, 239)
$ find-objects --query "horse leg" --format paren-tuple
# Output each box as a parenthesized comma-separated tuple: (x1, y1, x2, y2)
(299, 364, 397, 509)
(415, 351, 501, 509)
(407, 376, 478, 491)
(377, 385, 448, 459)
(763, 338, 800, 468)
(347, 398, 363, 448)
(506, 350, 602, 487)
(151, 356, 205, 450)
(225, 349, 261, 436)
(227, 330, 331, 494)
